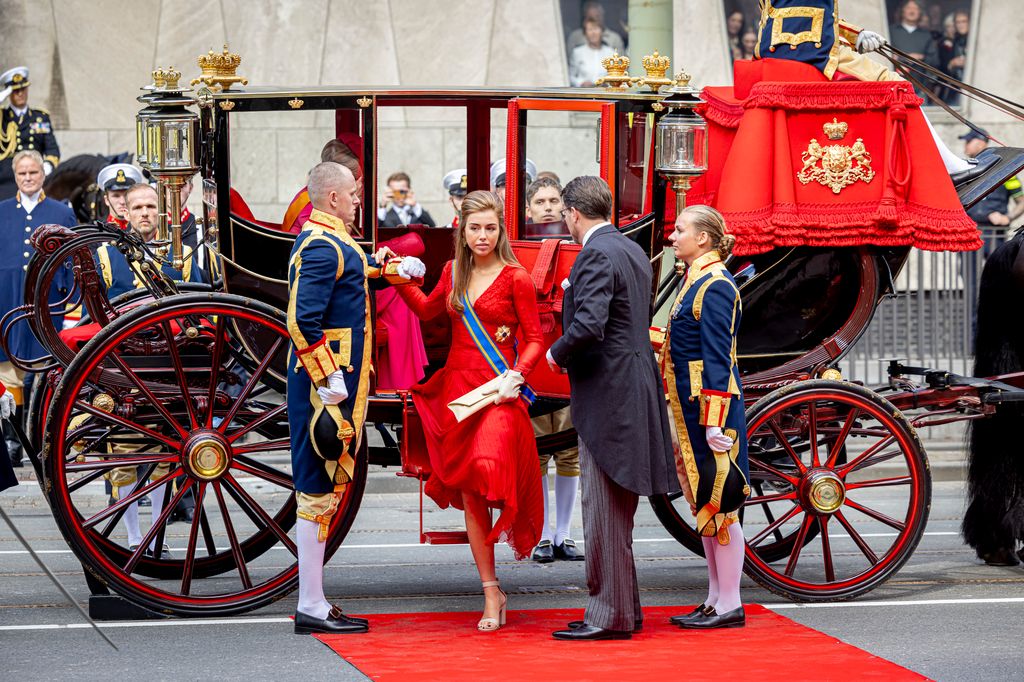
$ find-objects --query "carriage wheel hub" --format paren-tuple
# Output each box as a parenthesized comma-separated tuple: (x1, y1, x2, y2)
(801, 469, 845, 515)
(183, 432, 232, 481)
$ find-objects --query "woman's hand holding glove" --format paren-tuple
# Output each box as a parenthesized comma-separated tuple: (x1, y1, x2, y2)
(396, 257, 426, 280)
(494, 370, 524, 404)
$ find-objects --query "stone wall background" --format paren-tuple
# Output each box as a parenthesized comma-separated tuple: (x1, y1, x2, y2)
(2, 0, 1022, 222)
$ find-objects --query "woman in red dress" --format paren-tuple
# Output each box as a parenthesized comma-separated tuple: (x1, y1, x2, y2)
(396, 191, 544, 631)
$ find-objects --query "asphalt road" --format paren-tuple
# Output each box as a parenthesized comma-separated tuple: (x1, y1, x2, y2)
(1, 470, 1021, 681)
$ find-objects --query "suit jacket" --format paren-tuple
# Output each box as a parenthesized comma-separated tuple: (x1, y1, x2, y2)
(378, 204, 435, 228)
(550, 223, 678, 496)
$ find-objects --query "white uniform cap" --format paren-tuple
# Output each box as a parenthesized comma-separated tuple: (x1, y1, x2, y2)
(97, 163, 145, 192)
(489, 158, 537, 188)
(1, 66, 29, 90)
(442, 168, 469, 196)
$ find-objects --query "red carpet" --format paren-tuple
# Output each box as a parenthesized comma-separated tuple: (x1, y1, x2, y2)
(315, 605, 927, 681)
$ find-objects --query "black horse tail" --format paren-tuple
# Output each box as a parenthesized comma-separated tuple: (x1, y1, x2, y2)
(963, 229, 1024, 558)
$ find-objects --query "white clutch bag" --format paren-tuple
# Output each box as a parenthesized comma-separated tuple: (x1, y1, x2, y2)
(447, 376, 502, 423)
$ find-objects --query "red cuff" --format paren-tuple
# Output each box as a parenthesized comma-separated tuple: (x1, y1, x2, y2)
(294, 336, 339, 383)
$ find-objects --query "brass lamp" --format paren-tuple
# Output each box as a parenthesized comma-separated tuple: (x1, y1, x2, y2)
(655, 70, 708, 215)
(135, 66, 199, 269)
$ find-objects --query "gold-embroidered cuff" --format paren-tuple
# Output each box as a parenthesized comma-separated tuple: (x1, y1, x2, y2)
(381, 258, 422, 286)
(649, 326, 666, 353)
(294, 336, 339, 384)
(699, 390, 732, 428)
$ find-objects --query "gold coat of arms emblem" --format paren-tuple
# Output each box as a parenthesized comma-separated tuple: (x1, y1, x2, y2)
(797, 118, 875, 194)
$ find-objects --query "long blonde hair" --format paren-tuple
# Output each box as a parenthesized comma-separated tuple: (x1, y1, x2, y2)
(449, 190, 520, 313)
(681, 205, 737, 260)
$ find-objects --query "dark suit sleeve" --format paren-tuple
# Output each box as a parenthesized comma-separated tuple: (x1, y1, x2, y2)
(549, 248, 613, 367)
(418, 208, 435, 227)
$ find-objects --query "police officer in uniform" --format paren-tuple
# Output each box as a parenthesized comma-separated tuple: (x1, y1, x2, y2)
(0, 67, 60, 201)
(288, 161, 416, 634)
(96, 163, 144, 230)
(441, 168, 468, 228)
(0, 149, 74, 466)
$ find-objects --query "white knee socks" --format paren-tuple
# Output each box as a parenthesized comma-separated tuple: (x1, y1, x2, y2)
(122, 500, 141, 548)
(553, 474, 579, 547)
(711, 523, 745, 614)
(147, 482, 168, 552)
(701, 535, 719, 607)
(296, 517, 331, 619)
(540, 474, 553, 543)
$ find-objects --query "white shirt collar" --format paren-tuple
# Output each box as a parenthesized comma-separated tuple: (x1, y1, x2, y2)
(901, 23, 918, 33)
(20, 190, 42, 212)
(11, 104, 28, 117)
(580, 221, 611, 247)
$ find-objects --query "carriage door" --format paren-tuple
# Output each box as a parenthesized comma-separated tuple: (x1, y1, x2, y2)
(503, 99, 616, 399)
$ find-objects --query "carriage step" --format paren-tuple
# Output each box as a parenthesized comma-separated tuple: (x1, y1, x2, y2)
(89, 594, 170, 621)
(421, 531, 470, 545)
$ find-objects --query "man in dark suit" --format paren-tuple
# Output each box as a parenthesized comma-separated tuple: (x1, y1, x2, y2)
(548, 176, 678, 641)
(376, 171, 435, 227)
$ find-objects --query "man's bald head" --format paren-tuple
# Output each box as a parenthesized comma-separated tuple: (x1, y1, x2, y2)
(308, 161, 360, 226)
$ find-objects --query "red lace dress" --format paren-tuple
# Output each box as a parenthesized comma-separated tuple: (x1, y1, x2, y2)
(397, 261, 544, 559)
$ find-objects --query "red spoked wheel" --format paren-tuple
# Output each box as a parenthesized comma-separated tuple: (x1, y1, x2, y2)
(740, 380, 930, 601)
(43, 293, 366, 616)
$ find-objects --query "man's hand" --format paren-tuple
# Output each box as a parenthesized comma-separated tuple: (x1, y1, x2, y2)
(988, 212, 1011, 226)
(396, 256, 426, 280)
(404, 190, 417, 207)
(374, 245, 397, 263)
(0, 392, 15, 420)
(316, 370, 349, 406)
(378, 187, 392, 209)
(494, 370, 524, 404)
(855, 30, 885, 54)
(546, 348, 565, 374)
(706, 426, 734, 453)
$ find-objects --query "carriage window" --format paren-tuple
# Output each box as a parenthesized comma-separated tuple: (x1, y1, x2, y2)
(519, 108, 601, 238)
(617, 110, 653, 223)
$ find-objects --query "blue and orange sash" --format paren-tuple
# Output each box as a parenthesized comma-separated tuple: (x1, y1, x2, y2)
(456, 279, 537, 406)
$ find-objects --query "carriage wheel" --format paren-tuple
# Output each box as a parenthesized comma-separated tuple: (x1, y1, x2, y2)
(43, 293, 366, 616)
(740, 380, 930, 601)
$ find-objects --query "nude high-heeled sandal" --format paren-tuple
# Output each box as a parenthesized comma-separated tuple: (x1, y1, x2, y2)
(478, 580, 507, 632)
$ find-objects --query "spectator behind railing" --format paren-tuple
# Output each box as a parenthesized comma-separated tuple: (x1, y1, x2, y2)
(739, 29, 757, 61)
(569, 17, 615, 88)
(889, 1, 939, 87)
(726, 10, 745, 63)
(565, 1, 624, 55)
(939, 10, 969, 105)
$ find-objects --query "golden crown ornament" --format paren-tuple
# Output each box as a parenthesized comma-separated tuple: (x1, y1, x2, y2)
(191, 44, 248, 91)
(596, 52, 635, 90)
(636, 51, 674, 92)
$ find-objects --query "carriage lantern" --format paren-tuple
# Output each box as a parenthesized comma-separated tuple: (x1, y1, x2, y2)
(135, 66, 200, 269)
(655, 70, 708, 214)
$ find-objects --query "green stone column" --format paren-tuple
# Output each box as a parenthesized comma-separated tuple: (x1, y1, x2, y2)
(627, 0, 674, 78)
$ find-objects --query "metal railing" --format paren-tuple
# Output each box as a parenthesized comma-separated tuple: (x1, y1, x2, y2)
(841, 229, 1008, 387)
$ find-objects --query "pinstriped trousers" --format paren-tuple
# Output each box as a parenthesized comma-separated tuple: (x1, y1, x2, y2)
(580, 438, 642, 631)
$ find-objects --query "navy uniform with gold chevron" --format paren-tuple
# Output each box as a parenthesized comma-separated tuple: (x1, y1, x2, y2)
(286, 207, 404, 540)
(662, 250, 749, 543)
(0, 67, 61, 200)
(94, 242, 204, 300)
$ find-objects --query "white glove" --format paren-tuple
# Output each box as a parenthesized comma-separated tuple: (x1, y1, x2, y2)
(396, 256, 426, 280)
(706, 426, 734, 453)
(316, 370, 349, 405)
(493, 370, 524, 404)
(0, 392, 15, 420)
(855, 30, 885, 54)
(43, 161, 54, 176)
(0, 86, 11, 103)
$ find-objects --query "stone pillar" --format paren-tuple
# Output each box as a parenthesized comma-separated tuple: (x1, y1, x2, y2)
(627, 0, 673, 78)
(672, 0, 731, 87)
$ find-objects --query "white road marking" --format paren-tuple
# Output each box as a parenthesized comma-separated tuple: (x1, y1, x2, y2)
(0, 531, 964, 555)
(2, 597, 1022, 632)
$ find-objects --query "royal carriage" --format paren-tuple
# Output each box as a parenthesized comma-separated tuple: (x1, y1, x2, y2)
(6, 48, 1024, 617)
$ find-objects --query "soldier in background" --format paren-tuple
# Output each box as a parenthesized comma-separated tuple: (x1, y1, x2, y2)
(442, 168, 468, 228)
(0, 67, 61, 200)
(96, 163, 144, 230)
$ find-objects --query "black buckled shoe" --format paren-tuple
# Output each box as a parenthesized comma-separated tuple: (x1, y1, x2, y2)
(678, 606, 745, 629)
(669, 603, 713, 626)
(979, 547, 1021, 567)
(956, 146, 1024, 209)
(531, 540, 554, 563)
(554, 538, 584, 561)
(950, 150, 998, 186)
(331, 605, 368, 627)
(552, 624, 631, 640)
(568, 619, 642, 633)
(294, 606, 369, 634)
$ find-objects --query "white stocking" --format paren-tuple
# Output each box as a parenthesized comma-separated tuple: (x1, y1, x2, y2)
(553, 473, 579, 546)
(296, 517, 331, 619)
(122, 500, 142, 548)
(147, 482, 168, 552)
(712, 523, 745, 614)
(701, 535, 719, 608)
(540, 474, 554, 543)
(923, 114, 971, 173)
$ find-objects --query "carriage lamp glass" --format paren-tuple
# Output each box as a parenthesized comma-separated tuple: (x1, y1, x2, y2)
(145, 111, 199, 172)
(655, 94, 707, 175)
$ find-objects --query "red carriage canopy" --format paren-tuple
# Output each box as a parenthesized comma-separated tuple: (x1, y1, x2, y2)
(688, 60, 980, 256)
